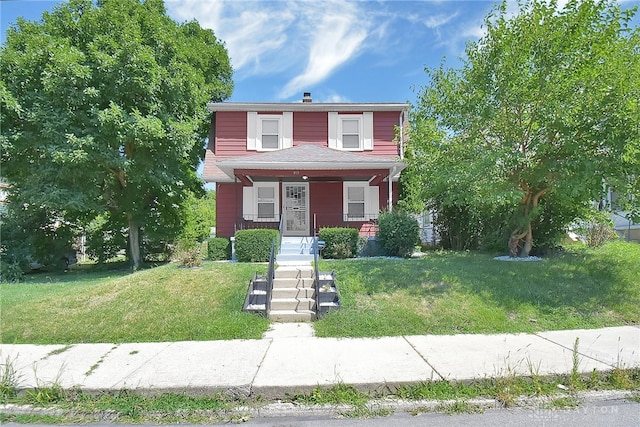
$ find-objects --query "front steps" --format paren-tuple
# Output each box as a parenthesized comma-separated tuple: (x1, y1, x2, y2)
(269, 265, 316, 322)
(243, 236, 340, 322)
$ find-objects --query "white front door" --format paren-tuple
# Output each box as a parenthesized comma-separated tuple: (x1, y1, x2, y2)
(283, 183, 309, 236)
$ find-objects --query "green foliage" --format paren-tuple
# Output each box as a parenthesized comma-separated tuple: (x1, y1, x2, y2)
(0, 357, 19, 402)
(0, 202, 77, 274)
(25, 384, 67, 406)
(407, 0, 640, 256)
(319, 227, 359, 259)
(180, 191, 216, 242)
(376, 211, 420, 258)
(234, 229, 278, 262)
(85, 213, 128, 263)
(575, 210, 619, 248)
(207, 237, 231, 261)
(0, 0, 233, 270)
(0, 260, 23, 283)
(172, 240, 204, 268)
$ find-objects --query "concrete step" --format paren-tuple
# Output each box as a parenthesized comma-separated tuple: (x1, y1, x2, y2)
(276, 254, 314, 263)
(272, 287, 315, 299)
(280, 237, 314, 245)
(272, 277, 315, 289)
(270, 298, 316, 311)
(274, 266, 314, 279)
(269, 309, 316, 322)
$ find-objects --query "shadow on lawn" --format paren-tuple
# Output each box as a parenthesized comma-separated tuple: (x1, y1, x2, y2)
(324, 246, 638, 316)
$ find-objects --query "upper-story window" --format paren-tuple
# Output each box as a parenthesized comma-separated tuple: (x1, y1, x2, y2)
(247, 112, 293, 151)
(260, 118, 280, 150)
(329, 112, 373, 151)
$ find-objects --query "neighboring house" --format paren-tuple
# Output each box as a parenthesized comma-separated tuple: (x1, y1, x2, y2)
(606, 189, 640, 243)
(203, 93, 408, 237)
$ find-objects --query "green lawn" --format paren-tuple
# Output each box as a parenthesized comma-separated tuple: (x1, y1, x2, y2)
(315, 240, 640, 337)
(1, 262, 270, 344)
(1, 241, 638, 343)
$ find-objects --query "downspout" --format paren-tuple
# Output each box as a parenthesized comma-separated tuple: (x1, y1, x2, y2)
(399, 111, 404, 160)
(388, 166, 397, 212)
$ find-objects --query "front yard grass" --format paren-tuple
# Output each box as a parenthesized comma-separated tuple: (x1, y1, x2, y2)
(1, 240, 638, 343)
(314, 240, 640, 337)
(1, 262, 269, 344)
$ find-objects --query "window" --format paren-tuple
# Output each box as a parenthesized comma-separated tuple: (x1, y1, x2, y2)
(260, 118, 280, 150)
(343, 182, 379, 221)
(341, 119, 361, 149)
(328, 112, 373, 151)
(257, 185, 276, 219)
(346, 186, 365, 219)
(243, 182, 280, 222)
(247, 112, 293, 151)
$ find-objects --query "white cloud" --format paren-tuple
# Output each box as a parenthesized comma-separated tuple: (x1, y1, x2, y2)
(278, 1, 369, 99)
(166, 1, 295, 74)
(319, 93, 352, 103)
(424, 12, 459, 29)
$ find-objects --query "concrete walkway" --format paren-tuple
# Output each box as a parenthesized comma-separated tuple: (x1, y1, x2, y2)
(0, 326, 637, 399)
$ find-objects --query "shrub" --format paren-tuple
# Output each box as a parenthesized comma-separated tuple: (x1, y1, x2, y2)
(576, 210, 619, 248)
(234, 229, 279, 262)
(207, 237, 231, 260)
(376, 211, 420, 258)
(172, 240, 204, 268)
(0, 260, 24, 283)
(319, 227, 359, 259)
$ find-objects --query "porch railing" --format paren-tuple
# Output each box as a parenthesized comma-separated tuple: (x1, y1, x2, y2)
(238, 211, 380, 237)
(265, 238, 275, 315)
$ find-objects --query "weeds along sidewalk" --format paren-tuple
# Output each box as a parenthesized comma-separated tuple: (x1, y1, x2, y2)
(0, 326, 638, 400)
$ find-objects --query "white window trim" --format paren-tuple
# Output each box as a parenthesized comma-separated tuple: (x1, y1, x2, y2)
(328, 112, 373, 151)
(243, 182, 280, 222)
(343, 182, 379, 221)
(247, 112, 293, 151)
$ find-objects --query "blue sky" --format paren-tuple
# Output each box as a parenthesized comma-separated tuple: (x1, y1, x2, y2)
(2, 0, 640, 105)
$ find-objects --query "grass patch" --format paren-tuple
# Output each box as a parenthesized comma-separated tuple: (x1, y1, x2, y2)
(1, 241, 638, 343)
(542, 396, 581, 410)
(315, 241, 640, 337)
(1, 368, 638, 423)
(1, 262, 270, 343)
(288, 383, 369, 407)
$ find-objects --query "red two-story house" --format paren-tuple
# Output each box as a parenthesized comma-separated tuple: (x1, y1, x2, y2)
(204, 93, 408, 238)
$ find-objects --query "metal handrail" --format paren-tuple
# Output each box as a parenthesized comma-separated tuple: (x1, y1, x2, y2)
(278, 210, 284, 252)
(265, 239, 275, 316)
(313, 226, 320, 321)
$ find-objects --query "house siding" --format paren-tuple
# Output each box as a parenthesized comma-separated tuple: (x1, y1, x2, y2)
(293, 112, 328, 145)
(215, 111, 248, 157)
(216, 182, 242, 237)
(372, 111, 401, 156)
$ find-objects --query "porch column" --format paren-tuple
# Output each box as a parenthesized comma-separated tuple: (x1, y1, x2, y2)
(388, 166, 396, 212)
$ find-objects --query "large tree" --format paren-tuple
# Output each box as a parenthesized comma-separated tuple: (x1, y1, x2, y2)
(407, 0, 640, 256)
(1, 0, 233, 269)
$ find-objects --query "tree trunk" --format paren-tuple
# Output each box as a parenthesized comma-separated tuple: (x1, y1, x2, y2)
(127, 213, 141, 271)
(507, 187, 549, 258)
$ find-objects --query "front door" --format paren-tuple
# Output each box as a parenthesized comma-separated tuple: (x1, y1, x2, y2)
(283, 183, 309, 236)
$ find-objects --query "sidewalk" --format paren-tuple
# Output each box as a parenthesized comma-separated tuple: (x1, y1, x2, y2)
(0, 325, 638, 399)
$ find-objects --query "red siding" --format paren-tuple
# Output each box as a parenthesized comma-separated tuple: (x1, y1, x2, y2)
(293, 112, 328, 145)
(217, 181, 402, 237)
(372, 111, 402, 156)
(216, 182, 243, 237)
(309, 182, 343, 231)
(215, 111, 248, 157)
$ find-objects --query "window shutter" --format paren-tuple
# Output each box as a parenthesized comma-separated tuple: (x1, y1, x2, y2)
(282, 112, 293, 148)
(328, 112, 338, 149)
(368, 186, 379, 220)
(363, 112, 373, 150)
(242, 186, 254, 220)
(247, 112, 257, 150)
